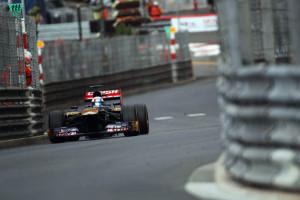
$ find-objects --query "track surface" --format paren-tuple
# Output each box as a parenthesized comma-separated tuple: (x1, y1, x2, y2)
(0, 79, 222, 200)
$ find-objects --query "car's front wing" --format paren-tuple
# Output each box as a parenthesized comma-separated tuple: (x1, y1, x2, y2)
(49, 121, 139, 138)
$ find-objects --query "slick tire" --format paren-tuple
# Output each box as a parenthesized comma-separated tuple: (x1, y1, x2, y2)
(135, 104, 149, 135)
(122, 105, 138, 137)
(49, 111, 65, 143)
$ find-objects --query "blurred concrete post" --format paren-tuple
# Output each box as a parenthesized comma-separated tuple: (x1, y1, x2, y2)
(170, 27, 178, 83)
(223, 0, 241, 68)
(193, 0, 198, 10)
(261, 0, 275, 63)
(100, 0, 105, 37)
(239, 0, 253, 64)
(288, 0, 300, 64)
(214, 0, 300, 197)
(76, 5, 82, 41)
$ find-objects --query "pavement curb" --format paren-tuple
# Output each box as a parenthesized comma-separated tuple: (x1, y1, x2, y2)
(185, 155, 299, 200)
(0, 135, 49, 150)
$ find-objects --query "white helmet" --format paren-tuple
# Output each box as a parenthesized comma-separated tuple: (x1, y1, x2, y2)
(24, 49, 32, 59)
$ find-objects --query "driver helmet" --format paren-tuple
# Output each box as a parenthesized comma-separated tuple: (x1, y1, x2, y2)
(93, 91, 102, 98)
(24, 50, 32, 64)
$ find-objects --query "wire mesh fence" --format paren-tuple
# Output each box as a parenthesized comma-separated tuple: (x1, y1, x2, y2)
(0, 5, 39, 88)
(43, 32, 190, 83)
(218, 0, 290, 65)
(26, 16, 40, 89)
(0, 7, 24, 88)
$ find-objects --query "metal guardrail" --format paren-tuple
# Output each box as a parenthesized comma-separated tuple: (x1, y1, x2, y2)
(0, 88, 44, 139)
(217, 0, 300, 192)
(44, 60, 193, 110)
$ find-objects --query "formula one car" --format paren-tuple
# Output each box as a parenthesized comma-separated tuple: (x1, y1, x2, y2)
(48, 87, 149, 143)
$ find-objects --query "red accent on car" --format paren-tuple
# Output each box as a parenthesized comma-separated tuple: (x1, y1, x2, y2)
(84, 90, 123, 103)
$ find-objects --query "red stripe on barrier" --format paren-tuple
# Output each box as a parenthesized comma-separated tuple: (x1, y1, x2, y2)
(18, 60, 23, 75)
(23, 33, 28, 50)
(38, 56, 42, 64)
(171, 53, 177, 60)
(170, 39, 176, 45)
(39, 73, 44, 80)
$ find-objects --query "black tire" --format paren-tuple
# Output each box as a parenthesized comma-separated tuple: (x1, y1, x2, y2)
(122, 105, 138, 137)
(49, 111, 65, 143)
(135, 104, 149, 135)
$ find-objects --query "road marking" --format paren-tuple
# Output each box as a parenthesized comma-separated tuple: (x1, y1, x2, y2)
(154, 116, 174, 121)
(186, 113, 207, 117)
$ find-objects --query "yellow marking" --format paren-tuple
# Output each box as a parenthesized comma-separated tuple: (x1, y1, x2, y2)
(170, 26, 177, 33)
(66, 112, 80, 117)
(112, 107, 121, 112)
(37, 40, 45, 49)
(131, 121, 140, 132)
(81, 108, 98, 115)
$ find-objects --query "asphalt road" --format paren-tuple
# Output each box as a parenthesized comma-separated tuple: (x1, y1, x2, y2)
(0, 79, 222, 200)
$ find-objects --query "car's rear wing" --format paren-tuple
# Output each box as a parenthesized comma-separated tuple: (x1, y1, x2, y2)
(84, 90, 123, 105)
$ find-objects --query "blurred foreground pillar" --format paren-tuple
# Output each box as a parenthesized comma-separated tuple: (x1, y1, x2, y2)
(217, 0, 300, 192)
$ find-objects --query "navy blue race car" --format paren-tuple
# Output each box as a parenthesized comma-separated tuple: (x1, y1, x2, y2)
(48, 88, 149, 143)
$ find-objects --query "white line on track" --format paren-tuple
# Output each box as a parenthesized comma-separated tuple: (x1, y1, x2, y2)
(153, 116, 174, 121)
(186, 113, 207, 117)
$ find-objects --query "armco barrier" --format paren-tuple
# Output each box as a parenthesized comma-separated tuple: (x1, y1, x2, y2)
(0, 88, 44, 140)
(45, 60, 193, 110)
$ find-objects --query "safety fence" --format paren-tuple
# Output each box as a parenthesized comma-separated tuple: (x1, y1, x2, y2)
(0, 6, 40, 89)
(0, 6, 44, 140)
(42, 32, 191, 83)
(217, 0, 300, 192)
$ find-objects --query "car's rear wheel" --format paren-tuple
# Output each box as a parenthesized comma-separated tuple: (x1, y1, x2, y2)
(135, 104, 149, 135)
(122, 105, 138, 137)
(49, 111, 65, 143)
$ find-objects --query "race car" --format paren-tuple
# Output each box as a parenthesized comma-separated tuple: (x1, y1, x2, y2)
(48, 88, 149, 143)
